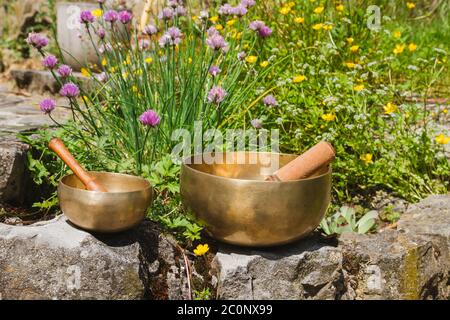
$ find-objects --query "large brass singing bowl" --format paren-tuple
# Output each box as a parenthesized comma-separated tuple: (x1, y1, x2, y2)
(181, 152, 331, 247)
(58, 172, 153, 233)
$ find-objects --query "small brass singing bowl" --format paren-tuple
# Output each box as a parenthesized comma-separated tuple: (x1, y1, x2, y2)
(181, 152, 331, 247)
(58, 172, 153, 233)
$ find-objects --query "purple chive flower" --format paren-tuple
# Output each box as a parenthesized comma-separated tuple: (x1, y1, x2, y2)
(209, 66, 221, 77)
(143, 24, 158, 36)
(249, 20, 272, 38)
(206, 33, 229, 52)
(208, 86, 227, 104)
(175, 6, 186, 16)
(251, 119, 263, 129)
(26, 32, 49, 49)
(263, 95, 278, 107)
(218, 4, 233, 15)
(103, 10, 118, 23)
(167, 0, 179, 7)
(60, 82, 80, 98)
(241, 0, 256, 7)
(42, 55, 58, 69)
(237, 51, 246, 60)
(96, 72, 108, 83)
(249, 20, 265, 31)
(139, 109, 161, 127)
(39, 98, 56, 114)
(97, 27, 106, 39)
(99, 43, 112, 53)
(231, 4, 248, 16)
(259, 26, 272, 38)
(159, 27, 182, 47)
(80, 10, 95, 24)
(207, 26, 219, 37)
(118, 10, 132, 24)
(139, 39, 151, 50)
(199, 10, 209, 19)
(97, 0, 105, 3)
(57, 64, 72, 78)
(158, 7, 174, 20)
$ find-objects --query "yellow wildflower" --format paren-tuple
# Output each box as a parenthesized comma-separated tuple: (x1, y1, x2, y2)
(215, 24, 223, 31)
(323, 24, 333, 31)
(109, 66, 117, 73)
(192, 15, 197, 21)
(193, 244, 209, 256)
(134, 69, 143, 76)
(346, 37, 354, 44)
(287, 1, 296, 7)
(383, 102, 398, 114)
(408, 43, 417, 52)
(314, 6, 324, 14)
(406, 2, 416, 9)
(293, 75, 307, 83)
(260, 60, 269, 68)
(132, 85, 138, 93)
(245, 55, 258, 64)
(80, 68, 90, 77)
(393, 30, 401, 38)
(360, 153, 373, 164)
(188, 57, 193, 64)
(226, 19, 236, 27)
(145, 57, 153, 64)
(209, 16, 219, 23)
(350, 45, 360, 52)
(312, 23, 323, 30)
(279, 6, 291, 15)
(436, 134, 450, 145)
(353, 84, 365, 91)
(345, 62, 355, 68)
(122, 72, 129, 79)
(294, 17, 305, 24)
(336, 4, 345, 12)
(92, 9, 103, 18)
(101, 58, 107, 66)
(443, 108, 448, 114)
(321, 113, 336, 122)
(393, 44, 405, 55)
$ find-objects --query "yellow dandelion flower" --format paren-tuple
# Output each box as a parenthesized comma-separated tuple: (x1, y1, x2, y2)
(294, 17, 305, 24)
(312, 23, 323, 30)
(193, 244, 209, 256)
(336, 4, 345, 12)
(406, 2, 416, 9)
(354, 84, 365, 91)
(287, 1, 296, 7)
(346, 37, 354, 44)
(321, 113, 336, 122)
(132, 85, 138, 93)
(293, 75, 307, 83)
(134, 69, 143, 76)
(345, 62, 355, 68)
(215, 24, 223, 31)
(383, 102, 398, 114)
(145, 57, 153, 64)
(260, 60, 269, 68)
(435, 134, 450, 145)
(350, 45, 360, 52)
(323, 24, 333, 31)
(101, 58, 107, 66)
(209, 16, 219, 23)
(442, 108, 448, 114)
(408, 43, 417, 52)
(314, 6, 324, 14)
(243, 43, 250, 50)
(80, 68, 90, 77)
(226, 19, 236, 27)
(393, 30, 401, 38)
(92, 9, 103, 18)
(279, 6, 291, 15)
(393, 44, 405, 55)
(246, 55, 257, 64)
(360, 153, 373, 164)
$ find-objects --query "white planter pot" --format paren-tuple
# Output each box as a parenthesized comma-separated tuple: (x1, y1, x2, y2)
(57, 2, 99, 71)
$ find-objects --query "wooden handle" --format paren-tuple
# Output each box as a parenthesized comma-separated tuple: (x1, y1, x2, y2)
(48, 138, 107, 192)
(267, 141, 335, 181)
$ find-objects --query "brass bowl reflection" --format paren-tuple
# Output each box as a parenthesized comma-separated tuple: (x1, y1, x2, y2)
(58, 172, 153, 233)
(180, 152, 331, 247)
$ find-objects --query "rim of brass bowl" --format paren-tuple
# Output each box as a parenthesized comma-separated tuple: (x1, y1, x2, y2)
(180, 152, 331, 247)
(58, 171, 153, 233)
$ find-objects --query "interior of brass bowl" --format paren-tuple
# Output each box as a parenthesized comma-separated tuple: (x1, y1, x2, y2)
(181, 152, 331, 247)
(58, 172, 153, 233)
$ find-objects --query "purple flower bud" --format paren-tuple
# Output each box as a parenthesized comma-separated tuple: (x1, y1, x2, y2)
(26, 32, 49, 49)
(237, 51, 246, 60)
(103, 10, 118, 23)
(97, 0, 105, 3)
(208, 66, 221, 77)
(80, 10, 95, 24)
(118, 10, 132, 24)
(143, 24, 158, 36)
(206, 34, 229, 52)
(42, 55, 58, 69)
(139, 39, 151, 50)
(251, 119, 263, 129)
(263, 95, 278, 107)
(57, 64, 72, 78)
(259, 26, 272, 38)
(99, 43, 112, 53)
(39, 98, 56, 114)
(139, 109, 161, 127)
(208, 86, 227, 104)
(60, 82, 80, 98)
(97, 27, 106, 39)
(96, 72, 108, 83)
(158, 7, 174, 20)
